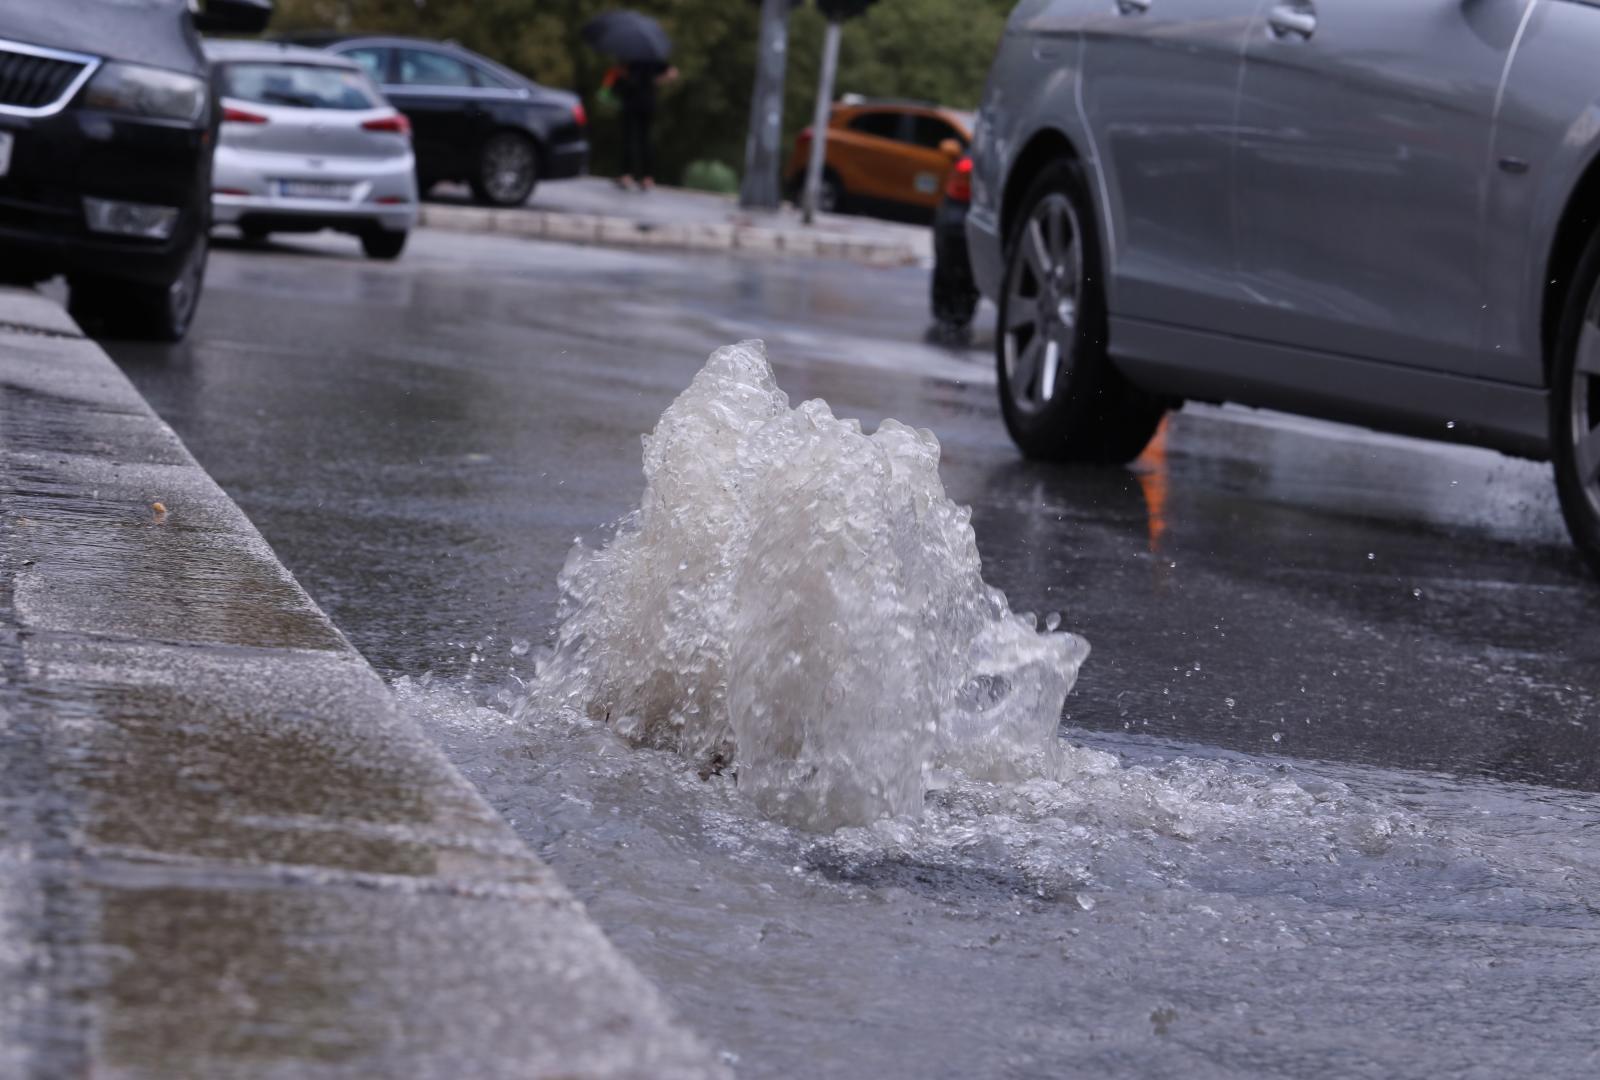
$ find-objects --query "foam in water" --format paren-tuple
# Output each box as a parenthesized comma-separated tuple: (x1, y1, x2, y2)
(536, 341, 1090, 830)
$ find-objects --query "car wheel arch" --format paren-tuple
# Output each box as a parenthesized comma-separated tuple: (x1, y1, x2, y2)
(1542, 146, 1600, 386)
(1000, 128, 1085, 255)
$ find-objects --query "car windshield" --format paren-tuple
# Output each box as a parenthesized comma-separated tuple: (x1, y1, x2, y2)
(221, 63, 377, 110)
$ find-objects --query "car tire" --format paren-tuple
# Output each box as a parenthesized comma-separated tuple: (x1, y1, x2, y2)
(931, 262, 978, 329)
(361, 230, 408, 261)
(470, 131, 539, 207)
(995, 159, 1164, 464)
(68, 232, 207, 343)
(1550, 225, 1600, 576)
(817, 169, 845, 214)
(787, 169, 845, 214)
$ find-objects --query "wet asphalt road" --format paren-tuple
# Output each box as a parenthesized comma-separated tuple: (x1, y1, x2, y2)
(106, 226, 1600, 793)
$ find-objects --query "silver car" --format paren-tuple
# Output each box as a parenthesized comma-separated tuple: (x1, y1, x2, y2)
(968, 0, 1600, 572)
(204, 40, 417, 259)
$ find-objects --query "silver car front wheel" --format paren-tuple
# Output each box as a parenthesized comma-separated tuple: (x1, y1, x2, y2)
(1553, 231, 1600, 575)
(995, 159, 1164, 464)
(1003, 193, 1083, 416)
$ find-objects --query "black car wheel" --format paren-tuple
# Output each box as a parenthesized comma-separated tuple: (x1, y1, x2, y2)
(69, 232, 208, 343)
(817, 170, 844, 214)
(471, 132, 539, 207)
(996, 159, 1164, 464)
(1551, 224, 1600, 576)
(361, 230, 408, 261)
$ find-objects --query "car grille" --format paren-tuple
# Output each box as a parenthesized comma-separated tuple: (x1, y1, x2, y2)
(0, 41, 94, 116)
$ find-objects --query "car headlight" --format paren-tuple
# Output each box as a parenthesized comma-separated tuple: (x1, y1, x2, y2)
(81, 62, 205, 122)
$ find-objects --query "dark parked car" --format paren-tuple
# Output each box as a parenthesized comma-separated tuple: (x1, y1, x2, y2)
(283, 34, 587, 207)
(930, 153, 976, 331)
(0, 0, 271, 340)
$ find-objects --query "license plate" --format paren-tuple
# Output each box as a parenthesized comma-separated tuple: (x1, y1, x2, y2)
(276, 179, 352, 200)
(0, 131, 13, 178)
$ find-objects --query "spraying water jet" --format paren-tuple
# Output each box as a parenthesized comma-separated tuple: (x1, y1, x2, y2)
(536, 341, 1089, 830)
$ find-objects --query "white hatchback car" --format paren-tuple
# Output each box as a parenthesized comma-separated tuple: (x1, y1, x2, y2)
(204, 40, 417, 259)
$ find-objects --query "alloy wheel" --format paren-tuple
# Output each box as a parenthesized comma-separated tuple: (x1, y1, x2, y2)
(482, 135, 536, 205)
(1571, 288, 1600, 519)
(1003, 193, 1082, 415)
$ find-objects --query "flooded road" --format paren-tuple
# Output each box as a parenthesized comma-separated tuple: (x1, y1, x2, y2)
(108, 228, 1600, 1076)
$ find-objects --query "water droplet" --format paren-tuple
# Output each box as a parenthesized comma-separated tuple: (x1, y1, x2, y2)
(510, 638, 531, 656)
(1045, 612, 1062, 632)
(1076, 894, 1096, 912)
(1411, 588, 1422, 599)
(1271, 732, 1283, 743)
(1224, 697, 1236, 709)
(1367, 552, 1376, 561)
(1446, 420, 1456, 429)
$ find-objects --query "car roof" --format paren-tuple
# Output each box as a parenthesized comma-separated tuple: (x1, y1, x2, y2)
(276, 32, 476, 57)
(275, 33, 540, 92)
(833, 97, 975, 134)
(203, 39, 359, 69)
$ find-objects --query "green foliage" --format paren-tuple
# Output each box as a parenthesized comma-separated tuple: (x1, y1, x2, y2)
(681, 158, 740, 194)
(270, 0, 1013, 185)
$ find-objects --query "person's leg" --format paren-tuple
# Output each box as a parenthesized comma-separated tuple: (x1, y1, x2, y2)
(619, 106, 640, 186)
(639, 105, 656, 189)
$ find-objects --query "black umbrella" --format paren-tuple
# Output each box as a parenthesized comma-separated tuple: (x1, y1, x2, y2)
(581, 10, 672, 64)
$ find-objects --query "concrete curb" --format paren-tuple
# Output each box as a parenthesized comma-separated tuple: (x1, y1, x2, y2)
(0, 288, 727, 1079)
(418, 201, 932, 268)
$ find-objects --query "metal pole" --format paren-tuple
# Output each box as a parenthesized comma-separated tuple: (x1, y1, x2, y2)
(801, 19, 842, 225)
(739, 0, 792, 211)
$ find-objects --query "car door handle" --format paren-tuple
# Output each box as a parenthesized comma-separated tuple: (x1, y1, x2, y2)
(1116, 0, 1151, 14)
(1267, 3, 1316, 40)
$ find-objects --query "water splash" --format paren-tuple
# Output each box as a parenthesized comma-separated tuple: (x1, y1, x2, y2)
(534, 341, 1090, 830)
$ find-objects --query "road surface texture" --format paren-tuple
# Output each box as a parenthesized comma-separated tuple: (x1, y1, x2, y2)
(103, 228, 1600, 1079)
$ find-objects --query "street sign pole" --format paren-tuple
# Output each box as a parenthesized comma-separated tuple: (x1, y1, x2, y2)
(801, 18, 842, 225)
(739, 0, 793, 211)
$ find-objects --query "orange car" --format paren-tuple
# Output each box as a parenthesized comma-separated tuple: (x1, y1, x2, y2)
(785, 96, 973, 219)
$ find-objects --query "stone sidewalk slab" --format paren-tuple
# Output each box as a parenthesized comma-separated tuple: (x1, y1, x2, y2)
(0, 288, 727, 1079)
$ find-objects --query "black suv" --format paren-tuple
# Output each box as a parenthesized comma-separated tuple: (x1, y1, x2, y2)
(0, 1, 272, 340)
(284, 34, 588, 207)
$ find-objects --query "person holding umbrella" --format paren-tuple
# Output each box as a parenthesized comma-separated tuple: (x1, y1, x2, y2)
(583, 10, 676, 191)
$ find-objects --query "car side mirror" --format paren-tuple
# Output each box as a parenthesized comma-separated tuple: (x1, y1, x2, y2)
(939, 137, 964, 161)
(192, 0, 274, 34)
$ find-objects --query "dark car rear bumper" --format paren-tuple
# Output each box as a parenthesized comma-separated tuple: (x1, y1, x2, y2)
(0, 108, 208, 284)
(543, 137, 588, 181)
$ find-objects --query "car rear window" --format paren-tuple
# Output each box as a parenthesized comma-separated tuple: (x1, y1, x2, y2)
(910, 115, 966, 150)
(848, 112, 904, 140)
(222, 63, 379, 110)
